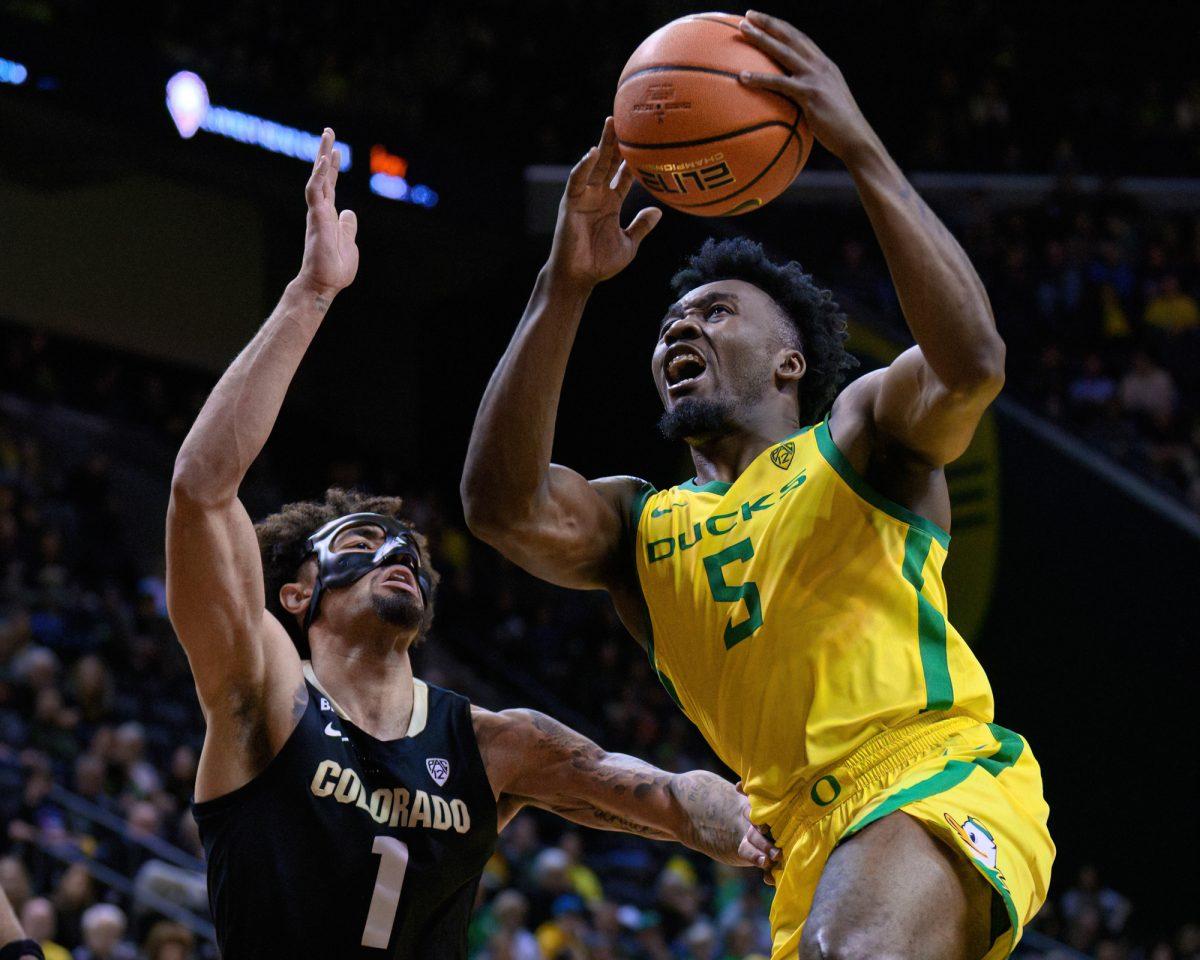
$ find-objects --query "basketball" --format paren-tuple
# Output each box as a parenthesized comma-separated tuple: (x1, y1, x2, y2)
(613, 12, 812, 217)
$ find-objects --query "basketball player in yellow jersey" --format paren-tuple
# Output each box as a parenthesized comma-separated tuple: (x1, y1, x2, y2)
(464, 12, 1052, 959)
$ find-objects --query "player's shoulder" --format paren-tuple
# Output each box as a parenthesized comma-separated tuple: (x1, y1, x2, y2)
(831, 367, 887, 419)
(588, 474, 657, 526)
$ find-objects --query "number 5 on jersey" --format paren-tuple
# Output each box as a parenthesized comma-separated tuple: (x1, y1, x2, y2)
(703, 537, 764, 648)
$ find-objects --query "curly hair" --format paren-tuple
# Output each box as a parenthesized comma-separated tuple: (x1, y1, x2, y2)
(255, 488, 440, 657)
(671, 237, 858, 424)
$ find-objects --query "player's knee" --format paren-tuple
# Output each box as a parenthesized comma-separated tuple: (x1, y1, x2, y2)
(799, 923, 912, 960)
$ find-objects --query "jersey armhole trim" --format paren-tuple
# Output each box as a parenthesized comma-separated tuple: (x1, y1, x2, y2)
(815, 419, 951, 549)
(626, 478, 657, 653)
(681, 477, 733, 495)
(627, 481, 687, 714)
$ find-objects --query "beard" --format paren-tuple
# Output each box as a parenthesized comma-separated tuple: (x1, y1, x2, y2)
(658, 396, 737, 444)
(371, 589, 425, 632)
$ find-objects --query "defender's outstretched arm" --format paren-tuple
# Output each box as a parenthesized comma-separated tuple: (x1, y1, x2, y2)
(740, 13, 1003, 466)
(461, 119, 660, 591)
(474, 707, 779, 872)
(167, 130, 357, 739)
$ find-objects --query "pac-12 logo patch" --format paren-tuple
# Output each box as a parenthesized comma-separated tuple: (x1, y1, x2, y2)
(945, 813, 998, 869)
(770, 441, 795, 470)
(426, 758, 450, 787)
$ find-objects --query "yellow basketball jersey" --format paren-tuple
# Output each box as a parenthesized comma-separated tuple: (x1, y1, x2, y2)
(632, 420, 997, 828)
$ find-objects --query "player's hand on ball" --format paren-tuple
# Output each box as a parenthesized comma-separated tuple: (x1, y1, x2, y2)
(737, 11, 876, 165)
(297, 127, 359, 298)
(549, 117, 662, 289)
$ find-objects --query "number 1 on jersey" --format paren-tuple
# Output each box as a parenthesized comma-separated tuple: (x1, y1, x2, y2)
(703, 537, 764, 648)
(362, 836, 410, 948)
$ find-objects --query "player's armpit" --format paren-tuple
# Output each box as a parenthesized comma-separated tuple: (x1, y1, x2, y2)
(474, 707, 755, 867)
(465, 469, 644, 592)
(836, 346, 1002, 469)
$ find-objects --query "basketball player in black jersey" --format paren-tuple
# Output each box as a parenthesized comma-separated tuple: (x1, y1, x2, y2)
(166, 129, 774, 959)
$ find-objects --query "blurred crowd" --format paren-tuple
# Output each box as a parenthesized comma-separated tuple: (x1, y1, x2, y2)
(826, 188, 1200, 514)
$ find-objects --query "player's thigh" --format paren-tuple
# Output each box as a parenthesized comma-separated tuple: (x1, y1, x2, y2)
(799, 809, 993, 960)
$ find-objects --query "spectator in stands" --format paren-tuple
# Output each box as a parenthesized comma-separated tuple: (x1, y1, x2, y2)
(1067, 353, 1118, 421)
(680, 918, 718, 960)
(19, 896, 71, 960)
(557, 833, 602, 907)
(51, 864, 95, 949)
(73, 903, 136, 960)
(527, 848, 574, 929)
(70, 657, 114, 730)
(1061, 864, 1133, 941)
(139, 921, 194, 960)
(1120, 349, 1179, 425)
(481, 890, 540, 960)
(1144, 274, 1200, 337)
(534, 894, 589, 960)
(108, 723, 160, 801)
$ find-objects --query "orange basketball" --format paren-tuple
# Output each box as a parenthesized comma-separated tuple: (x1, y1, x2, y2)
(613, 12, 812, 217)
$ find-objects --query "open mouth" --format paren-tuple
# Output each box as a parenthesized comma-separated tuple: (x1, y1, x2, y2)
(664, 345, 708, 389)
(378, 562, 418, 594)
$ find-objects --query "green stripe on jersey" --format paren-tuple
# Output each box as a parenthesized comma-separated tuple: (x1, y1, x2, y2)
(903, 526, 954, 712)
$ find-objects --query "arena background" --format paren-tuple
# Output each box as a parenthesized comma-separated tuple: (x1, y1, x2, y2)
(1, 2, 1198, 958)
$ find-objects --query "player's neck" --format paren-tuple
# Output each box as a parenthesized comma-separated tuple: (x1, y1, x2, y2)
(688, 414, 798, 485)
(307, 639, 416, 741)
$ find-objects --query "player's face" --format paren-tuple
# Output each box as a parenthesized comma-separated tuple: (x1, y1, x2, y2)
(651, 279, 790, 440)
(313, 523, 425, 637)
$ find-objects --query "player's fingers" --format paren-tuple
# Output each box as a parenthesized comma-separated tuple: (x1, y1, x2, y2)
(311, 128, 330, 174)
(738, 835, 768, 868)
(604, 124, 624, 183)
(588, 117, 618, 186)
(305, 155, 328, 206)
(339, 208, 357, 242)
(738, 17, 807, 72)
(612, 161, 638, 201)
(566, 147, 600, 198)
(329, 147, 342, 195)
(624, 206, 663, 247)
(743, 827, 773, 857)
(745, 9, 817, 57)
(739, 71, 806, 104)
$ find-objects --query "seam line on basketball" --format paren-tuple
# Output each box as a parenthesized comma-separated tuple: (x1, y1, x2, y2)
(688, 15, 742, 30)
(618, 64, 743, 87)
(670, 106, 802, 210)
(617, 120, 792, 151)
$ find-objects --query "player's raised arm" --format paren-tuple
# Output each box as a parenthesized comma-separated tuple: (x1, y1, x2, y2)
(739, 12, 1004, 467)
(474, 707, 778, 872)
(461, 119, 661, 591)
(167, 130, 357, 730)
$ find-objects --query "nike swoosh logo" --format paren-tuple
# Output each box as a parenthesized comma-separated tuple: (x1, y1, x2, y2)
(651, 502, 688, 518)
(324, 722, 343, 737)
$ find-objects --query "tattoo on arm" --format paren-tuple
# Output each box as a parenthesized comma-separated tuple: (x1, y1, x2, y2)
(498, 710, 744, 861)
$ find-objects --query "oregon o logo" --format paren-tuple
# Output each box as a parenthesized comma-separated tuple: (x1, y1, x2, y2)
(810, 774, 841, 806)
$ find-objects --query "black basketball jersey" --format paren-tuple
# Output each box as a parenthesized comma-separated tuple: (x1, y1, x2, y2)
(194, 672, 498, 959)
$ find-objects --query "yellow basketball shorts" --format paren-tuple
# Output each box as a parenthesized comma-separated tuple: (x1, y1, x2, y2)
(766, 715, 1054, 960)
